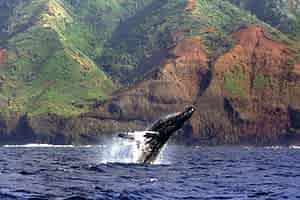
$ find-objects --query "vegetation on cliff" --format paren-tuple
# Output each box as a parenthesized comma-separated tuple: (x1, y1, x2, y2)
(229, 0, 300, 40)
(0, 0, 300, 145)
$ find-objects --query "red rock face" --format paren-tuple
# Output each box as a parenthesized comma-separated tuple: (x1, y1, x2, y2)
(185, 0, 197, 12)
(0, 49, 7, 65)
(158, 37, 209, 100)
(215, 26, 290, 77)
(293, 64, 300, 75)
(204, 26, 297, 144)
(214, 26, 292, 109)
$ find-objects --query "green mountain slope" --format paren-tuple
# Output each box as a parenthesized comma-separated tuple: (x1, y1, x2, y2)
(0, 0, 292, 117)
(62, 0, 300, 145)
(0, 0, 155, 116)
(0, 0, 300, 145)
(229, 0, 300, 39)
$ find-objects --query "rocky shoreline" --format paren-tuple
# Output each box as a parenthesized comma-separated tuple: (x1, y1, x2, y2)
(0, 112, 300, 146)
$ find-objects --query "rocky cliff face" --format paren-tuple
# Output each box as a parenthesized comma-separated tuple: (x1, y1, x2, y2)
(0, 48, 6, 64)
(192, 26, 300, 144)
(14, 26, 300, 145)
(64, 26, 300, 145)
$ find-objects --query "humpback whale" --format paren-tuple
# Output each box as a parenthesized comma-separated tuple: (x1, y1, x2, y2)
(118, 106, 195, 164)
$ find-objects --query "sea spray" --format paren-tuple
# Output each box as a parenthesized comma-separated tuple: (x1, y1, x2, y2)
(100, 131, 168, 164)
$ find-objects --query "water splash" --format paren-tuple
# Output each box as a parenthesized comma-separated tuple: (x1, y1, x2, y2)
(100, 131, 145, 164)
(100, 131, 169, 164)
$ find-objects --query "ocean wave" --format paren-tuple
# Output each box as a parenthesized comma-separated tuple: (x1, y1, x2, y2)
(264, 145, 300, 149)
(2, 144, 95, 148)
(289, 145, 300, 149)
(264, 146, 300, 150)
(264, 146, 284, 149)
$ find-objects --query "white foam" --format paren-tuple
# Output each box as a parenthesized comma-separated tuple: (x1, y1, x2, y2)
(289, 145, 300, 149)
(150, 178, 158, 182)
(264, 146, 300, 150)
(264, 146, 284, 149)
(263, 146, 300, 150)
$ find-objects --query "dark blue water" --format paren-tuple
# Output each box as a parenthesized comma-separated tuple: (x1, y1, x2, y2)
(0, 145, 299, 200)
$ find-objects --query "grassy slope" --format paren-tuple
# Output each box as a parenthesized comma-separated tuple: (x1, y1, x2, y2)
(0, 0, 154, 116)
(1, 0, 114, 116)
(63, 0, 155, 60)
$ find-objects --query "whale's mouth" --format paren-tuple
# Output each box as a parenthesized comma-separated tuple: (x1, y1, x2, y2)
(185, 106, 196, 115)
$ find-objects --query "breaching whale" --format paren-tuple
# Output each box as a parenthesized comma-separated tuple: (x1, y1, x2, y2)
(118, 106, 195, 164)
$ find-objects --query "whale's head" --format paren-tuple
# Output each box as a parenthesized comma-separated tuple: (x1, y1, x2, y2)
(149, 106, 196, 136)
(184, 106, 196, 117)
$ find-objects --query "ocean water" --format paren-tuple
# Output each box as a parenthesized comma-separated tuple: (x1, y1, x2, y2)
(0, 144, 299, 200)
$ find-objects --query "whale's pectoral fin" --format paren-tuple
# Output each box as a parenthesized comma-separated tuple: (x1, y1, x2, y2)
(118, 131, 160, 145)
(144, 132, 161, 146)
(118, 133, 135, 140)
(144, 132, 160, 139)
